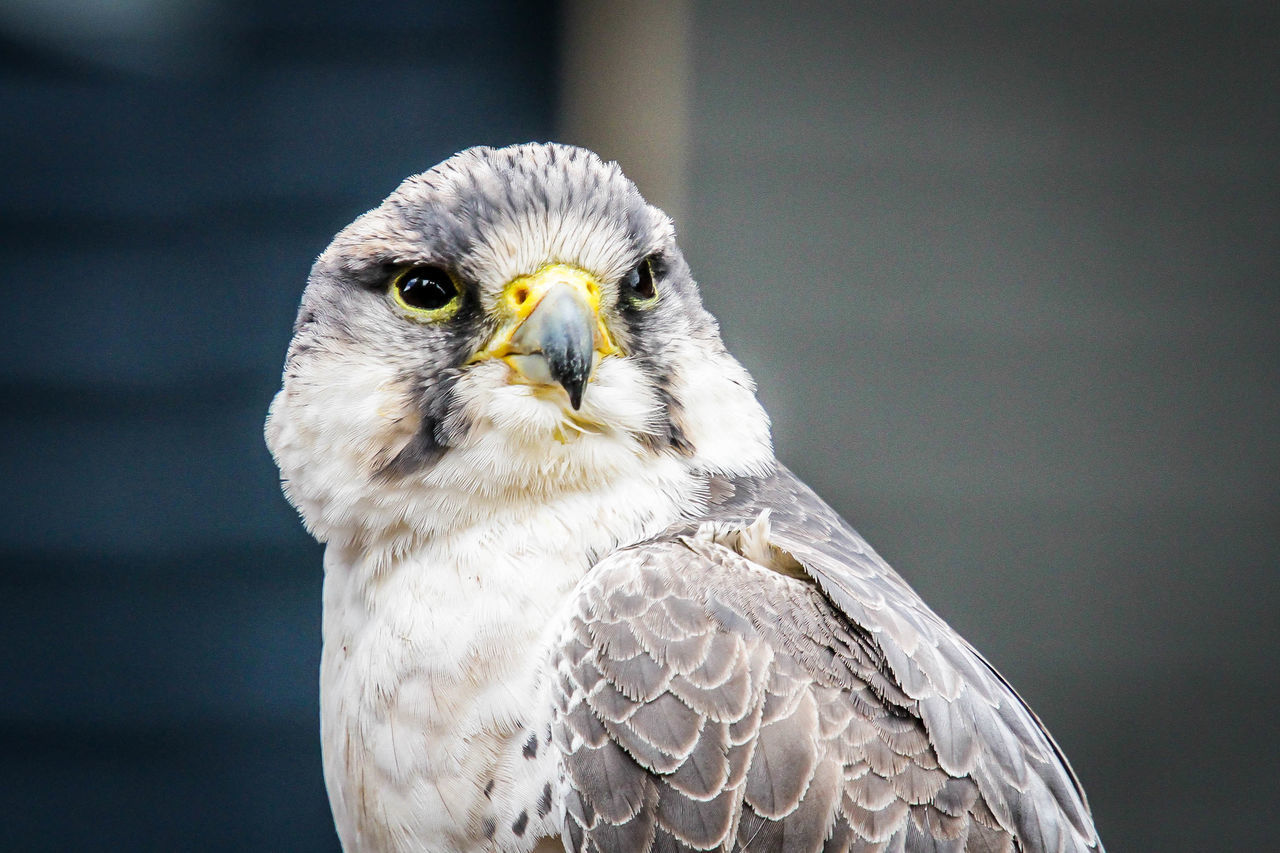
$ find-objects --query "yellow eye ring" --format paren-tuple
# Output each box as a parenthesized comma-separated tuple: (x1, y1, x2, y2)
(390, 265, 462, 322)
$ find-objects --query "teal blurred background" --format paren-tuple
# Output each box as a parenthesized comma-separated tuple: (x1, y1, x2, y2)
(2, 1, 1276, 850)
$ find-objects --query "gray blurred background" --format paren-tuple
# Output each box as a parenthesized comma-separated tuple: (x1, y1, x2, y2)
(2, 1, 1276, 850)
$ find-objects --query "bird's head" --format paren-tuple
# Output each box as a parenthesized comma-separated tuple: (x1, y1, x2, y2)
(266, 143, 773, 544)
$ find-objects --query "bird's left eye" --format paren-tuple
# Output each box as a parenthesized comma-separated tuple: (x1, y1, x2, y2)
(391, 265, 461, 319)
(620, 257, 658, 305)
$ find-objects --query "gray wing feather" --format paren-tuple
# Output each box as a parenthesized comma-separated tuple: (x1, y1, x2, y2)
(686, 466, 1104, 852)
(550, 516, 1076, 852)
(551, 464, 1102, 851)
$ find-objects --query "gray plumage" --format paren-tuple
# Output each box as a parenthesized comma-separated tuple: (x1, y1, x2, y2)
(267, 142, 1104, 853)
(554, 467, 1099, 853)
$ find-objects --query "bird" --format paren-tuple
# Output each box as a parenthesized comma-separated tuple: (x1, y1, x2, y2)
(265, 142, 1104, 853)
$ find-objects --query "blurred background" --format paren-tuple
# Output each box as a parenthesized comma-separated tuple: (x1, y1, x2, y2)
(1, 1, 1275, 850)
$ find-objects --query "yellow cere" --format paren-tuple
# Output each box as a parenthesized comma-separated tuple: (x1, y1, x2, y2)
(503, 263, 602, 318)
(484, 263, 620, 358)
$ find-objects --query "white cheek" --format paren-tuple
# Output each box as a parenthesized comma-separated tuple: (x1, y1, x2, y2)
(672, 346, 774, 476)
(268, 356, 409, 534)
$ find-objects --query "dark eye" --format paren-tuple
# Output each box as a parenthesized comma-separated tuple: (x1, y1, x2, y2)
(392, 265, 460, 317)
(620, 257, 657, 305)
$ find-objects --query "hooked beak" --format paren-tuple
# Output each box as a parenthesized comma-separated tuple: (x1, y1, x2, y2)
(474, 264, 618, 409)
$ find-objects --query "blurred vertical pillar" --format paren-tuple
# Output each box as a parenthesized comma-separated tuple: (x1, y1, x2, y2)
(558, 0, 692, 224)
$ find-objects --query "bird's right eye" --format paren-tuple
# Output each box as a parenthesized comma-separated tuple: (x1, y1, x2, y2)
(391, 265, 461, 320)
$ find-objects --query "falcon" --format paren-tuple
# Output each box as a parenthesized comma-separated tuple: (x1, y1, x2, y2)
(266, 143, 1103, 853)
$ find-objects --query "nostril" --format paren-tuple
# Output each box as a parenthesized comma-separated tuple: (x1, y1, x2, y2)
(513, 286, 530, 306)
